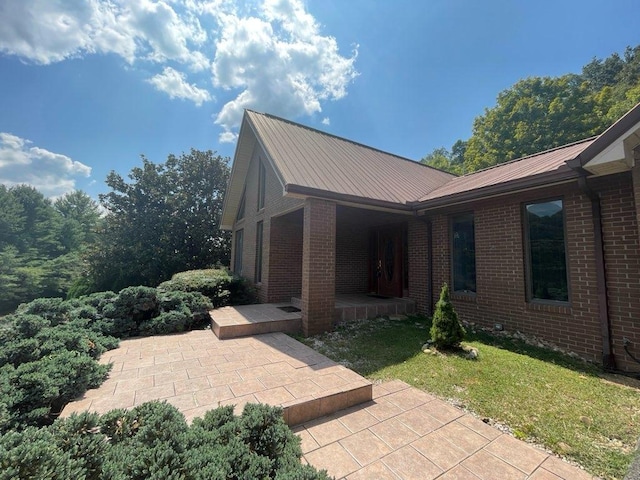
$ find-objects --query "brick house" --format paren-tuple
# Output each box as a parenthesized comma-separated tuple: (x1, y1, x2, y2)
(221, 103, 640, 372)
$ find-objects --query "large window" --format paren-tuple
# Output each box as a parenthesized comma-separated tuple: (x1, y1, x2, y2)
(257, 160, 266, 210)
(451, 213, 476, 293)
(524, 200, 568, 302)
(236, 187, 246, 221)
(255, 221, 263, 283)
(234, 229, 244, 275)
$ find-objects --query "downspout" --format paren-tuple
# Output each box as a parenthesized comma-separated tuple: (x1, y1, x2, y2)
(576, 176, 616, 370)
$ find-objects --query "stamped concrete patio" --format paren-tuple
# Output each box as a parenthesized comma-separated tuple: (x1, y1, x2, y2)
(61, 329, 598, 480)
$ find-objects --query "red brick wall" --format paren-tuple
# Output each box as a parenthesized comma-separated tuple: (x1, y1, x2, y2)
(427, 183, 603, 364)
(596, 173, 640, 372)
(420, 176, 640, 371)
(408, 217, 430, 314)
(302, 198, 336, 335)
(268, 210, 303, 302)
(335, 221, 369, 294)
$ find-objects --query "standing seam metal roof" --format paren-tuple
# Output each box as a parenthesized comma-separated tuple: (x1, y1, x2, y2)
(417, 138, 596, 203)
(246, 110, 456, 205)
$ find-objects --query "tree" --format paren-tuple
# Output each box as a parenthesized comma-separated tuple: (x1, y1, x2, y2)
(0, 186, 99, 314)
(430, 283, 465, 349)
(54, 190, 101, 248)
(463, 75, 606, 172)
(420, 147, 463, 175)
(88, 149, 231, 292)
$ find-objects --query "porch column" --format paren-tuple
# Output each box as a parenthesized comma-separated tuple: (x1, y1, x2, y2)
(301, 198, 336, 336)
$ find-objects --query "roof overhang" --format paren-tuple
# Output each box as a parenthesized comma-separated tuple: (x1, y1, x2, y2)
(568, 102, 640, 176)
(221, 116, 256, 230)
(411, 169, 579, 213)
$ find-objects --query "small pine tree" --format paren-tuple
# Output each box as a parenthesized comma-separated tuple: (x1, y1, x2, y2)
(430, 283, 465, 349)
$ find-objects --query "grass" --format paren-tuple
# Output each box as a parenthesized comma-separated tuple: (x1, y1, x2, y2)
(300, 315, 640, 480)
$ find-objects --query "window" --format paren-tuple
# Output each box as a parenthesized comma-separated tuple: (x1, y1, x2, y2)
(451, 213, 476, 293)
(257, 160, 266, 210)
(255, 221, 263, 283)
(234, 229, 244, 275)
(236, 187, 246, 221)
(524, 200, 568, 302)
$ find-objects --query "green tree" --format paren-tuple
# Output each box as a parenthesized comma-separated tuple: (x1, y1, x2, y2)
(54, 190, 101, 249)
(0, 186, 99, 313)
(463, 75, 606, 172)
(420, 147, 463, 175)
(88, 149, 231, 292)
(0, 185, 24, 250)
(430, 283, 465, 349)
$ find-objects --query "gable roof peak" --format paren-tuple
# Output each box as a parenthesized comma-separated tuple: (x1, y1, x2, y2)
(244, 109, 455, 175)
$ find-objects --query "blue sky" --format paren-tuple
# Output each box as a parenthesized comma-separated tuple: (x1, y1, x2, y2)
(0, 0, 638, 199)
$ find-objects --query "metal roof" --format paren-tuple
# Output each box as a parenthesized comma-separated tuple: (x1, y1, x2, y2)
(221, 103, 640, 228)
(246, 110, 455, 206)
(415, 138, 595, 207)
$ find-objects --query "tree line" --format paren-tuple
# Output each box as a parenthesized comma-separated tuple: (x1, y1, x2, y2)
(0, 149, 230, 314)
(422, 45, 640, 174)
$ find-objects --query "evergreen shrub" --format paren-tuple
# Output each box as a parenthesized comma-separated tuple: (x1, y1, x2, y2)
(0, 402, 330, 480)
(430, 283, 466, 349)
(158, 268, 257, 308)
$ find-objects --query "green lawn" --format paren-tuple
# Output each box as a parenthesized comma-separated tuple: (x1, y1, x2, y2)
(300, 316, 640, 480)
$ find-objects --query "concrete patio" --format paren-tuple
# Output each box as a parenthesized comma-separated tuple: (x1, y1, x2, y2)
(211, 294, 416, 339)
(61, 329, 598, 480)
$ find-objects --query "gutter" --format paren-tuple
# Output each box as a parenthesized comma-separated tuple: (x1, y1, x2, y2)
(575, 175, 616, 370)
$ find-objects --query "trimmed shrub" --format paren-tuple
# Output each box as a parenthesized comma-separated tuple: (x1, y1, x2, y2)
(430, 283, 466, 349)
(158, 268, 257, 308)
(0, 402, 330, 480)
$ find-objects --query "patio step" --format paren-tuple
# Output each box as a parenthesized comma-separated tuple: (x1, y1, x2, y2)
(211, 304, 302, 339)
(292, 294, 416, 323)
(60, 330, 372, 428)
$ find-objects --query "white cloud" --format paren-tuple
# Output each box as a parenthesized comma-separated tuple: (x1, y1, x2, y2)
(0, 0, 209, 70)
(321, 117, 330, 126)
(211, 0, 358, 141)
(0, 0, 358, 137)
(148, 67, 213, 105)
(0, 133, 91, 197)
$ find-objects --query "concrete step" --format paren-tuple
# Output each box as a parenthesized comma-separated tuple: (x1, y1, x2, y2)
(211, 303, 302, 340)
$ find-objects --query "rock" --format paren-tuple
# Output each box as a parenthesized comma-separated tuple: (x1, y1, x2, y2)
(557, 442, 573, 454)
(465, 347, 479, 360)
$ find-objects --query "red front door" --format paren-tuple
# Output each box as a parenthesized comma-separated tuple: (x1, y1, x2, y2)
(374, 227, 403, 297)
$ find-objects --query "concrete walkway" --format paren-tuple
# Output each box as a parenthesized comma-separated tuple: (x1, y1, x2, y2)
(296, 380, 599, 480)
(61, 329, 599, 480)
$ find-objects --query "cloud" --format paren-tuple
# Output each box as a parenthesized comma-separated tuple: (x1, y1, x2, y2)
(321, 117, 330, 126)
(0, 0, 209, 70)
(148, 67, 213, 106)
(0, 133, 91, 197)
(211, 0, 358, 141)
(0, 0, 358, 138)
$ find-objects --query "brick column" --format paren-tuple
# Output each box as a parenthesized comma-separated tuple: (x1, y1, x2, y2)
(407, 217, 431, 315)
(301, 198, 336, 336)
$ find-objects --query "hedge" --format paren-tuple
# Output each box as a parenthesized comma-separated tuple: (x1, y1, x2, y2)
(0, 402, 330, 480)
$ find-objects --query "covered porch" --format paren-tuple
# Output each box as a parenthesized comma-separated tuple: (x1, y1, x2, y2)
(263, 200, 422, 336)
